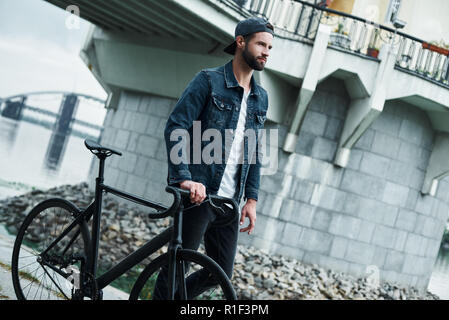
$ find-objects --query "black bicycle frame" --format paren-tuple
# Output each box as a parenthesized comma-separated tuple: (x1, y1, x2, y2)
(38, 142, 238, 299)
(88, 154, 185, 293)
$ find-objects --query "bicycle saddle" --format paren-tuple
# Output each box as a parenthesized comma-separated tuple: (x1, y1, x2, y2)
(84, 139, 122, 156)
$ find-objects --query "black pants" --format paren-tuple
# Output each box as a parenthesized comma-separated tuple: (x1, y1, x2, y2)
(152, 197, 239, 299)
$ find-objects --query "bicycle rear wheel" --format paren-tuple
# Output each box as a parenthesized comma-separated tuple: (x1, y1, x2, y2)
(11, 198, 90, 300)
(129, 249, 237, 300)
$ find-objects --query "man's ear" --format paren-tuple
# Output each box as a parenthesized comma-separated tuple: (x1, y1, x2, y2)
(235, 35, 245, 51)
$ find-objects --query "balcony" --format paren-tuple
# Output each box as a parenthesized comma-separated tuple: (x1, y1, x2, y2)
(231, 0, 449, 88)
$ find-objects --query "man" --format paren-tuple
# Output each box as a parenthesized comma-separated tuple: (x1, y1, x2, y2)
(154, 16, 274, 299)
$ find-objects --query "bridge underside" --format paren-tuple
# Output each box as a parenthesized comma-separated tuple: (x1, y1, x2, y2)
(46, 0, 236, 44)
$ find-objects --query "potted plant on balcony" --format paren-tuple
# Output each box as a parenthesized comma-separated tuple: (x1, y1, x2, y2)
(366, 28, 380, 58)
(330, 22, 351, 49)
(367, 46, 380, 58)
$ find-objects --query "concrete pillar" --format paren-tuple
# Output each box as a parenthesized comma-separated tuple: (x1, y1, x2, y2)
(422, 132, 449, 196)
(335, 42, 398, 167)
(45, 94, 79, 169)
(283, 23, 332, 153)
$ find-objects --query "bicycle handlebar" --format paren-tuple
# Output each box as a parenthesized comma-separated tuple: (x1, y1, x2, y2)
(146, 185, 239, 222)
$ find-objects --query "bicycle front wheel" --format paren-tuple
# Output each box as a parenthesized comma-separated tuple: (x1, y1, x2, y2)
(11, 198, 90, 300)
(129, 249, 237, 300)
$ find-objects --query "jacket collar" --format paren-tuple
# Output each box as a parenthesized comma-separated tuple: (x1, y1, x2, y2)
(224, 59, 261, 96)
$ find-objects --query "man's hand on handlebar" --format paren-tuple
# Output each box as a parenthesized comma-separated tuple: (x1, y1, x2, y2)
(179, 180, 207, 205)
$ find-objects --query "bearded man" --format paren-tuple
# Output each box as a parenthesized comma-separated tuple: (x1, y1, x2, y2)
(155, 16, 274, 299)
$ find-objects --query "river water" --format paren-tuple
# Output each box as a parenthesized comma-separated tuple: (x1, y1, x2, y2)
(0, 116, 94, 198)
(0, 115, 448, 299)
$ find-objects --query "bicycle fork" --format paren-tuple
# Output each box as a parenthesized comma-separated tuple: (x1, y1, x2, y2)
(167, 201, 187, 300)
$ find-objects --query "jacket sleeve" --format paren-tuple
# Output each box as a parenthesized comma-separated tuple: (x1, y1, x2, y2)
(243, 129, 264, 201)
(244, 92, 268, 202)
(164, 71, 209, 186)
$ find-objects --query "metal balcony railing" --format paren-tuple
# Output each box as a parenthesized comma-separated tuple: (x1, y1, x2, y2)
(217, 0, 449, 89)
(395, 38, 449, 87)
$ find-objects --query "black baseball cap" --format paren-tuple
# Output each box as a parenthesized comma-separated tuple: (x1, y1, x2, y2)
(223, 17, 274, 55)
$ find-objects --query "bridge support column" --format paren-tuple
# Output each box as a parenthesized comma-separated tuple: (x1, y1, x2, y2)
(422, 132, 449, 196)
(334, 42, 398, 167)
(282, 23, 331, 153)
(45, 94, 79, 169)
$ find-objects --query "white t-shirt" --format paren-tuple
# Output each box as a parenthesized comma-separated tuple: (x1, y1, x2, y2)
(217, 90, 250, 205)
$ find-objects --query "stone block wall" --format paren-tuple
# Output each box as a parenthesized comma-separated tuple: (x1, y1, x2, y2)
(89, 77, 449, 291)
(238, 78, 448, 290)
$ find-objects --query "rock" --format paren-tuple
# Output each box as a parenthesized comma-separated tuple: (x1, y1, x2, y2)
(109, 224, 120, 232)
(240, 289, 252, 300)
(256, 291, 272, 300)
(263, 278, 276, 289)
(392, 289, 400, 300)
(246, 276, 255, 286)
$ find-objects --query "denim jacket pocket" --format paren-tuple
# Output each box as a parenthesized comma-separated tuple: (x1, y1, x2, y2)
(210, 94, 233, 125)
(212, 95, 233, 111)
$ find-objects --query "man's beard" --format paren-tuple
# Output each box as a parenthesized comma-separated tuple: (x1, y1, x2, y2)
(242, 46, 265, 71)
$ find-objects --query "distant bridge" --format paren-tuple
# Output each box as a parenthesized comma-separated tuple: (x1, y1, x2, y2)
(0, 91, 105, 132)
(1, 91, 105, 104)
(0, 91, 106, 170)
(22, 105, 102, 131)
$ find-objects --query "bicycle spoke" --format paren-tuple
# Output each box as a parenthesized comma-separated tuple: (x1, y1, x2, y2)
(39, 263, 69, 300)
(19, 242, 41, 257)
(32, 271, 46, 300)
(44, 273, 51, 300)
(21, 264, 43, 285)
(18, 253, 38, 259)
(39, 272, 49, 300)
(18, 260, 39, 271)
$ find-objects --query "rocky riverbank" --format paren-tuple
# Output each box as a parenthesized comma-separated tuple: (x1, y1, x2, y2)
(0, 183, 440, 300)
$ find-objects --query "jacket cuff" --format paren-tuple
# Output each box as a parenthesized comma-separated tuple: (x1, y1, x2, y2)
(168, 169, 192, 185)
(244, 188, 258, 202)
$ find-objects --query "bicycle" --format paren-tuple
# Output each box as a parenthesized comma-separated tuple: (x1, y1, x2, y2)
(11, 139, 238, 300)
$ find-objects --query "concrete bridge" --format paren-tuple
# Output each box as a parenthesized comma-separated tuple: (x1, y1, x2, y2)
(45, 0, 449, 292)
(1, 91, 104, 131)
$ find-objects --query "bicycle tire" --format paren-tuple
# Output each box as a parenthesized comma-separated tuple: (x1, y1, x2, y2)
(129, 249, 237, 300)
(11, 198, 90, 300)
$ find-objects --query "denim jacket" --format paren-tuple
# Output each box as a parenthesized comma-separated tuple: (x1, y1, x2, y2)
(164, 60, 268, 204)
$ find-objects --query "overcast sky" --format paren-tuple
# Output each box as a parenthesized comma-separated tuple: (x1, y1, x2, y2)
(0, 0, 107, 101)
